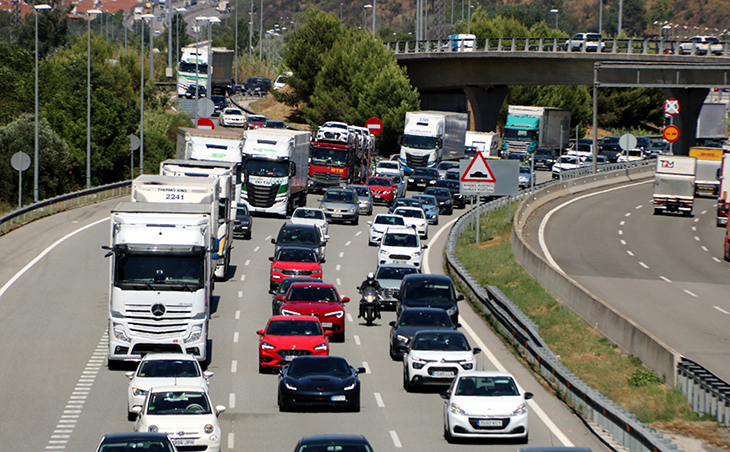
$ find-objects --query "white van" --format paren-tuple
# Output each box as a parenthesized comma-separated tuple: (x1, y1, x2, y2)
(445, 34, 476, 52)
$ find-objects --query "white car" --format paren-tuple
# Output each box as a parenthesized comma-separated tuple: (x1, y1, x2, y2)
(617, 148, 645, 163)
(375, 160, 403, 178)
(441, 371, 533, 443)
(564, 32, 605, 52)
(133, 385, 226, 452)
(290, 207, 329, 238)
(393, 206, 429, 239)
(551, 155, 582, 179)
(316, 121, 352, 143)
(377, 226, 426, 268)
(678, 36, 723, 55)
(273, 71, 292, 90)
(126, 353, 213, 421)
(218, 107, 246, 127)
(402, 330, 480, 391)
(368, 214, 406, 246)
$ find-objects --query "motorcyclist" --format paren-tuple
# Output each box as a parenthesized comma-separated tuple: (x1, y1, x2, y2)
(358, 272, 382, 319)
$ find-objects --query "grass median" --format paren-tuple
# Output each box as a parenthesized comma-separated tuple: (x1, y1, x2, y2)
(450, 204, 730, 447)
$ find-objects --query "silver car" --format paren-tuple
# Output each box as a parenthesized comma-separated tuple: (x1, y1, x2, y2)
(347, 184, 374, 215)
(374, 263, 420, 309)
(318, 187, 360, 225)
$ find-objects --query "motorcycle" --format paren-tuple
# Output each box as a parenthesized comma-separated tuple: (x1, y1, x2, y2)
(359, 286, 381, 326)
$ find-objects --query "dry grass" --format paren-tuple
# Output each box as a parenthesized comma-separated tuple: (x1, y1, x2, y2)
(248, 90, 308, 130)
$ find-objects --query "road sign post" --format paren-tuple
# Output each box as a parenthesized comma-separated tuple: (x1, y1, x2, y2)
(11, 151, 31, 209)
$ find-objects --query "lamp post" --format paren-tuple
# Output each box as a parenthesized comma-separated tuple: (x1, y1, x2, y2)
(363, 5, 371, 32)
(87, 9, 102, 190)
(175, 7, 186, 69)
(550, 9, 558, 30)
(194, 16, 208, 126)
(467, 0, 471, 34)
(207, 17, 221, 96)
(139, 14, 155, 175)
(234, 0, 238, 86)
(33, 3, 51, 203)
(371, 0, 376, 36)
(249, 0, 253, 57)
(259, 0, 263, 60)
(149, 11, 154, 82)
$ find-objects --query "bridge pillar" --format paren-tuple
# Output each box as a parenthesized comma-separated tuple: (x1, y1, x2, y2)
(661, 88, 709, 156)
(464, 85, 508, 132)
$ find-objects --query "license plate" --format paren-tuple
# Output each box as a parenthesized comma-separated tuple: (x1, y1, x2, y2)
(331, 395, 346, 402)
(174, 439, 195, 446)
(321, 322, 333, 327)
(284, 355, 295, 361)
(393, 260, 408, 264)
(332, 213, 342, 218)
(477, 419, 502, 427)
(433, 371, 455, 377)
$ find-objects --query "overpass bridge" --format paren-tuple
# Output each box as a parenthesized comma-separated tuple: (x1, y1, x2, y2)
(393, 37, 730, 155)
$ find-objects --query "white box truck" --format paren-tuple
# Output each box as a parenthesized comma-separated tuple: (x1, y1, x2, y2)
(465, 131, 499, 157)
(107, 202, 212, 367)
(398, 111, 468, 172)
(240, 128, 310, 216)
(500, 106, 571, 155)
(653, 155, 697, 216)
(131, 175, 232, 280)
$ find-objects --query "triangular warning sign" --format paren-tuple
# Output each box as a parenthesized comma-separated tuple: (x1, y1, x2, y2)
(461, 153, 497, 182)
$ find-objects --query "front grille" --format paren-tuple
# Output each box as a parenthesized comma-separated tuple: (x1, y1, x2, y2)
(126, 303, 193, 337)
(312, 172, 343, 183)
(278, 349, 313, 358)
(131, 343, 184, 355)
(245, 182, 280, 208)
(468, 417, 510, 430)
(382, 288, 399, 299)
(389, 254, 411, 261)
(282, 269, 317, 276)
(406, 154, 430, 169)
(429, 366, 460, 374)
(504, 140, 529, 153)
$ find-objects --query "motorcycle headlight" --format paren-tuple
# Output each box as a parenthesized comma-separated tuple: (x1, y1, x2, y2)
(364, 294, 377, 302)
(314, 342, 328, 351)
(148, 425, 158, 433)
(132, 387, 147, 397)
(261, 341, 275, 350)
(204, 424, 214, 434)
(511, 402, 528, 416)
(449, 402, 468, 416)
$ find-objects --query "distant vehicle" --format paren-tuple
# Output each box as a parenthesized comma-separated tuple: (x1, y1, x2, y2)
(365, 176, 397, 206)
(318, 187, 360, 225)
(388, 197, 425, 214)
(272, 222, 327, 263)
(375, 160, 403, 177)
(646, 140, 671, 155)
(653, 155, 696, 216)
(273, 71, 292, 90)
(269, 246, 323, 290)
(532, 148, 558, 170)
(444, 33, 476, 52)
(401, 330, 480, 391)
(617, 148, 645, 163)
(94, 432, 177, 452)
(184, 84, 207, 98)
(233, 204, 252, 239)
(292, 435, 373, 452)
(269, 277, 323, 315)
(396, 273, 463, 325)
(564, 32, 605, 52)
(552, 155, 582, 179)
(407, 167, 441, 191)
(423, 186, 454, 215)
(679, 36, 723, 55)
(374, 263, 420, 309)
(246, 114, 266, 129)
(378, 225, 426, 268)
(346, 184, 374, 215)
(387, 174, 407, 198)
(256, 315, 330, 372)
(210, 95, 227, 116)
(278, 282, 350, 342)
(389, 307, 457, 360)
(278, 356, 364, 412)
(518, 165, 533, 188)
(264, 119, 286, 129)
(412, 194, 439, 225)
(243, 76, 271, 94)
(290, 207, 329, 237)
(219, 107, 246, 127)
(393, 206, 428, 239)
(436, 161, 460, 178)
(434, 179, 466, 209)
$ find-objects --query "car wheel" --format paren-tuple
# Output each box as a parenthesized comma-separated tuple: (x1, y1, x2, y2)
(335, 330, 345, 343)
(127, 411, 136, 422)
(403, 368, 413, 392)
(352, 216, 359, 226)
(518, 433, 529, 444)
(423, 231, 428, 240)
(368, 240, 375, 247)
(654, 208, 661, 216)
(350, 395, 361, 412)
(389, 344, 398, 361)
(444, 421, 455, 443)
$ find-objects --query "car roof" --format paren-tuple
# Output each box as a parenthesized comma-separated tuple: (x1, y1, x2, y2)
(268, 315, 320, 322)
(453, 370, 515, 378)
(280, 222, 319, 231)
(298, 434, 370, 445)
(147, 384, 210, 393)
(403, 273, 452, 283)
(394, 206, 424, 212)
(101, 432, 172, 442)
(518, 448, 593, 452)
(384, 226, 418, 234)
(288, 281, 337, 289)
(274, 244, 319, 253)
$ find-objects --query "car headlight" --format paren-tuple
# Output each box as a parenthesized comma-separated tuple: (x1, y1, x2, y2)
(261, 341, 275, 350)
(380, 249, 390, 256)
(408, 178, 414, 182)
(185, 326, 202, 343)
(285, 382, 298, 391)
(344, 382, 356, 391)
(324, 310, 344, 318)
(446, 306, 457, 316)
(511, 402, 528, 416)
(396, 334, 409, 344)
(113, 323, 130, 343)
(449, 402, 468, 416)
(148, 425, 158, 433)
(411, 251, 421, 257)
(132, 387, 147, 397)
(272, 266, 284, 272)
(429, 180, 436, 184)
(411, 356, 426, 369)
(204, 424, 214, 434)
(281, 309, 301, 316)
(314, 342, 328, 351)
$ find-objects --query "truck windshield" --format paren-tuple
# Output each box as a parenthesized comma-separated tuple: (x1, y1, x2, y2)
(178, 61, 207, 74)
(114, 251, 205, 289)
(310, 148, 348, 167)
(242, 158, 289, 177)
(503, 128, 536, 141)
(401, 134, 438, 150)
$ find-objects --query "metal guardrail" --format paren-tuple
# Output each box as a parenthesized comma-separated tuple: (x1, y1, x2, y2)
(0, 181, 131, 235)
(445, 163, 686, 452)
(388, 37, 730, 58)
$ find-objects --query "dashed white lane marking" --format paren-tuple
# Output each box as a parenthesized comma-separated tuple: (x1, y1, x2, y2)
(620, 220, 625, 226)
(339, 252, 344, 258)
(660, 276, 672, 283)
(240, 275, 246, 281)
(336, 278, 341, 286)
(713, 257, 722, 263)
(354, 335, 361, 345)
(356, 231, 362, 236)
(345, 241, 352, 246)
(253, 246, 260, 252)
(389, 431, 402, 448)
(231, 360, 238, 373)
(635, 205, 643, 210)
(374, 392, 385, 407)
(694, 218, 700, 223)
(235, 310, 240, 320)
(626, 250, 634, 256)
(336, 264, 341, 271)
(229, 393, 236, 409)
(702, 246, 709, 252)
(692, 226, 697, 232)
(694, 236, 701, 242)
(618, 230, 623, 235)
(362, 362, 371, 373)
(228, 433, 235, 449)
(714, 306, 730, 315)
(233, 332, 239, 343)
(265, 235, 272, 241)
(701, 210, 708, 215)
(245, 260, 251, 266)
(625, 212, 631, 217)
(346, 313, 353, 323)
(684, 290, 698, 297)
(620, 240, 626, 245)
(238, 291, 243, 298)
(639, 262, 649, 269)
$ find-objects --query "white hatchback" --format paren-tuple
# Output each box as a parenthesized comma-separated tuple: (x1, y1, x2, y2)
(134, 385, 226, 452)
(126, 353, 213, 421)
(378, 226, 426, 268)
(368, 214, 406, 246)
(402, 330, 481, 391)
(393, 207, 428, 239)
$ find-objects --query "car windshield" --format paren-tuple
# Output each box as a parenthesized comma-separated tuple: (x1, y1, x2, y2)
(394, 199, 421, 208)
(424, 187, 450, 197)
(412, 168, 439, 177)
(366, 178, 391, 187)
(236, 206, 249, 218)
(98, 439, 176, 452)
(519, 167, 531, 174)
(224, 109, 243, 116)
(558, 157, 579, 164)
(137, 359, 201, 378)
(413, 196, 437, 206)
(412, 332, 470, 351)
(402, 280, 454, 301)
(375, 266, 419, 280)
(275, 248, 317, 263)
(248, 115, 266, 122)
(349, 186, 370, 196)
(602, 137, 619, 144)
(444, 172, 460, 180)
(394, 208, 424, 219)
(454, 376, 519, 397)
(323, 122, 348, 129)
(437, 180, 459, 189)
(295, 442, 372, 452)
(293, 209, 325, 220)
(279, 228, 320, 245)
(310, 147, 349, 167)
(287, 286, 339, 302)
(287, 357, 351, 377)
(534, 149, 553, 156)
(437, 162, 459, 170)
(323, 190, 356, 203)
(382, 233, 418, 247)
(379, 162, 399, 169)
(266, 320, 323, 336)
(374, 215, 405, 226)
(397, 309, 452, 327)
(147, 391, 212, 415)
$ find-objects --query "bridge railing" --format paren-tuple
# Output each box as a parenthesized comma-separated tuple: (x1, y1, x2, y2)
(389, 37, 730, 58)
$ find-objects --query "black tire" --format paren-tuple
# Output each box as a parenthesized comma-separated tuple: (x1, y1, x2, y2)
(335, 330, 345, 343)
(368, 240, 375, 247)
(127, 411, 136, 422)
(444, 422, 455, 443)
(403, 369, 413, 392)
(423, 231, 428, 240)
(350, 395, 361, 412)
(654, 208, 661, 215)
(365, 310, 374, 326)
(352, 216, 359, 226)
(389, 344, 398, 361)
(519, 433, 529, 444)
(108, 359, 123, 371)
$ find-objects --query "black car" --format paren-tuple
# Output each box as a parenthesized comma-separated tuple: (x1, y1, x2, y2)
(264, 119, 286, 128)
(434, 179, 465, 209)
(599, 136, 621, 162)
(407, 167, 441, 191)
(184, 84, 207, 99)
(389, 307, 458, 360)
(424, 186, 454, 215)
(94, 432, 176, 452)
(388, 197, 424, 214)
(210, 95, 227, 116)
(293, 435, 374, 452)
(532, 148, 558, 170)
(272, 223, 327, 263)
(233, 204, 252, 240)
(278, 356, 365, 412)
(269, 277, 324, 315)
(397, 273, 464, 325)
(244, 76, 272, 94)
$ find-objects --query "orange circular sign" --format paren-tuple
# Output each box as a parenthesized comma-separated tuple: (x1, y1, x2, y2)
(663, 125, 680, 143)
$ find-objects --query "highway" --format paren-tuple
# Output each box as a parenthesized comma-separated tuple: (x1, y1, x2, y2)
(531, 181, 730, 381)
(0, 183, 607, 452)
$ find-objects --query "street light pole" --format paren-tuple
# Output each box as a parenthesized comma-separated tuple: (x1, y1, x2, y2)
(259, 0, 263, 60)
(33, 3, 51, 203)
(194, 17, 206, 126)
(168, 1, 172, 79)
(234, 0, 238, 86)
(175, 7, 186, 70)
(467, 0, 471, 34)
(149, 12, 154, 82)
(207, 17, 221, 96)
(550, 9, 558, 30)
(363, 5, 371, 32)
(139, 14, 154, 175)
(372, 0, 376, 36)
(87, 9, 102, 190)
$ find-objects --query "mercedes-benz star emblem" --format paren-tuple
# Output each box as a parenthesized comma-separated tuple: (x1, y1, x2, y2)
(151, 303, 166, 317)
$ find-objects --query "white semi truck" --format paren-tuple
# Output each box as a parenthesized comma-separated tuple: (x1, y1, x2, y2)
(131, 175, 232, 280)
(653, 155, 697, 216)
(240, 128, 311, 216)
(176, 127, 245, 164)
(106, 202, 212, 367)
(398, 111, 468, 172)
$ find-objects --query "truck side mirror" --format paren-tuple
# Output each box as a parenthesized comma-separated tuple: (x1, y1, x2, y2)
(435, 137, 443, 148)
(289, 161, 296, 177)
(243, 168, 249, 184)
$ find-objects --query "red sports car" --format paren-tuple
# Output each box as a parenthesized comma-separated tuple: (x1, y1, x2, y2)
(279, 282, 350, 342)
(269, 246, 324, 290)
(366, 176, 396, 205)
(256, 315, 330, 372)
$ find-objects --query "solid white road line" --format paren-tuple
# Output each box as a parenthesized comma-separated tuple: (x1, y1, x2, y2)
(389, 431, 402, 448)
(374, 392, 385, 407)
